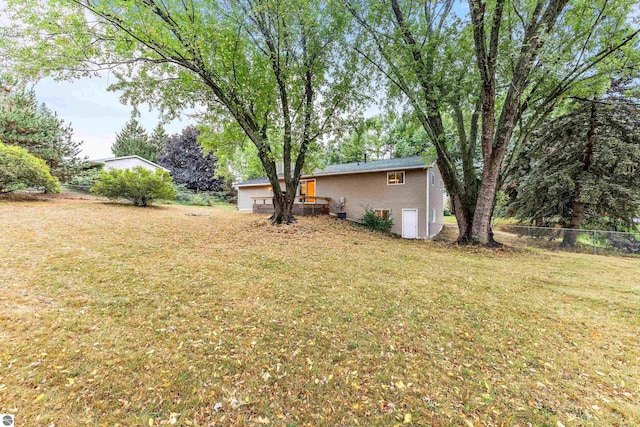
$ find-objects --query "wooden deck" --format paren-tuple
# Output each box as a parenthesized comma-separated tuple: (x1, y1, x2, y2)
(251, 196, 331, 216)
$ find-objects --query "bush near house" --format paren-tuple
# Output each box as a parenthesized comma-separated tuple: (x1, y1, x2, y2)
(361, 207, 393, 233)
(0, 141, 60, 193)
(67, 164, 104, 187)
(91, 166, 175, 207)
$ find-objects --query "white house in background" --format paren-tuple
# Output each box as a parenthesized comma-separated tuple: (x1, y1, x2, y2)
(91, 155, 170, 173)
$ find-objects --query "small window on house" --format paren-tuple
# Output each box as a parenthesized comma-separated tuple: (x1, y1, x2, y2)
(374, 209, 391, 221)
(431, 208, 436, 222)
(430, 172, 435, 186)
(387, 171, 405, 185)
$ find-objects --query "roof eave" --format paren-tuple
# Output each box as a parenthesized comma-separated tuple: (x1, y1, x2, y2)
(301, 164, 427, 179)
(234, 164, 429, 187)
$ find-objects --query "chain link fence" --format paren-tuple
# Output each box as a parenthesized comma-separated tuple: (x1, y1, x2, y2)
(491, 224, 640, 256)
(436, 220, 640, 257)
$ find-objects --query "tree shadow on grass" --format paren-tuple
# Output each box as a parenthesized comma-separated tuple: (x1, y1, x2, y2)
(96, 200, 173, 210)
(0, 192, 54, 202)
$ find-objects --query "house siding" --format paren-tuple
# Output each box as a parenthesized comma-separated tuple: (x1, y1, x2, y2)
(236, 180, 285, 211)
(235, 164, 446, 239)
(315, 169, 428, 238)
(427, 167, 445, 237)
(236, 185, 272, 211)
(103, 158, 161, 173)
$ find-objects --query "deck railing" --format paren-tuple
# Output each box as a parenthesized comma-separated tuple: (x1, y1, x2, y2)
(251, 195, 331, 205)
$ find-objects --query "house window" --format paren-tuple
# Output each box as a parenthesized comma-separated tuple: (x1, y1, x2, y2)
(431, 208, 436, 222)
(430, 172, 435, 186)
(374, 209, 391, 221)
(387, 171, 405, 185)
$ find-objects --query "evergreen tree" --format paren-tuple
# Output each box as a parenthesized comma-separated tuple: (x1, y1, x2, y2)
(0, 79, 83, 181)
(149, 123, 168, 160)
(111, 119, 162, 163)
(158, 126, 225, 192)
(507, 85, 640, 246)
(37, 105, 83, 182)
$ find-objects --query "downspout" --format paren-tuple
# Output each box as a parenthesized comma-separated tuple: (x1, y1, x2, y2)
(426, 166, 430, 239)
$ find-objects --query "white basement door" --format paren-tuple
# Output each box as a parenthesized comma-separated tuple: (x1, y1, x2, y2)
(402, 209, 418, 239)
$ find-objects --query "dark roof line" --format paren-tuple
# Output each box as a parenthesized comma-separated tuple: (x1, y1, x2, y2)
(234, 156, 428, 187)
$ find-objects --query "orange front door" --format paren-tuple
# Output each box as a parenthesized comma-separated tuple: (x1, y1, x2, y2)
(306, 180, 315, 203)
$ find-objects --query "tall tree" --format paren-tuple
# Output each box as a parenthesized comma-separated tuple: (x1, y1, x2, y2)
(327, 113, 428, 164)
(158, 126, 225, 192)
(327, 117, 383, 164)
(149, 123, 168, 161)
(346, 0, 640, 244)
(4, 0, 364, 224)
(111, 119, 160, 162)
(507, 84, 640, 246)
(0, 78, 83, 181)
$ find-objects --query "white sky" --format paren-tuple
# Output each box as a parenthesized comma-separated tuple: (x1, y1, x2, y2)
(34, 74, 191, 160)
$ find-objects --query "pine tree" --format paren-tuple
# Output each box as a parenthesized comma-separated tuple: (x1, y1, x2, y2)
(0, 78, 83, 181)
(37, 105, 84, 181)
(149, 123, 168, 160)
(111, 119, 161, 163)
(507, 85, 640, 244)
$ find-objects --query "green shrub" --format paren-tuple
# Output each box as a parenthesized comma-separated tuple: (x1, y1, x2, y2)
(361, 207, 393, 233)
(67, 165, 104, 187)
(174, 184, 210, 205)
(211, 189, 237, 204)
(91, 167, 175, 207)
(0, 141, 60, 193)
(173, 184, 236, 206)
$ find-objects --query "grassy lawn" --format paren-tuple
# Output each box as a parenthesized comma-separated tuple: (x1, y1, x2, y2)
(1, 198, 639, 426)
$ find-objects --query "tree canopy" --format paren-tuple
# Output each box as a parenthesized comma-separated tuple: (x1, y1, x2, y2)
(3, 0, 640, 240)
(327, 112, 429, 164)
(0, 78, 83, 181)
(345, 0, 640, 243)
(111, 119, 164, 163)
(507, 83, 640, 243)
(158, 126, 226, 192)
(3, 0, 365, 224)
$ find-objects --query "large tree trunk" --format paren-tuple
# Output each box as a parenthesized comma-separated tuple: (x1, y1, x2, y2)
(470, 160, 503, 245)
(452, 193, 474, 243)
(561, 193, 585, 247)
(270, 192, 296, 224)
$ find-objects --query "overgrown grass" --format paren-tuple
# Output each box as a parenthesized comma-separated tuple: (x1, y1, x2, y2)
(1, 198, 639, 426)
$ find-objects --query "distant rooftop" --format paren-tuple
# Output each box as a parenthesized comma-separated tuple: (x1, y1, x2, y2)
(90, 155, 170, 172)
(235, 156, 427, 187)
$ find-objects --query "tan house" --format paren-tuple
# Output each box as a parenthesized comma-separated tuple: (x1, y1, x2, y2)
(234, 156, 444, 239)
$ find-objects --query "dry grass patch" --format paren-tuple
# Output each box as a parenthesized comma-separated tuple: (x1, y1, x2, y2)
(0, 197, 639, 426)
